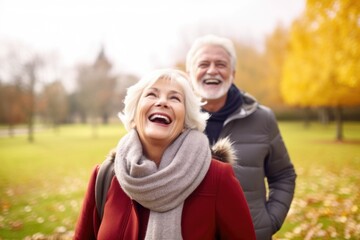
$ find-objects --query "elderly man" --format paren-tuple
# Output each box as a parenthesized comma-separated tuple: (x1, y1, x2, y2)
(186, 34, 296, 240)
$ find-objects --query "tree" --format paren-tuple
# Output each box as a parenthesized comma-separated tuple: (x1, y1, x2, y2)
(24, 57, 44, 142)
(0, 42, 48, 142)
(0, 82, 27, 136)
(281, 0, 360, 140)
(263, 24, 290, 109)
(233, 42, 266, 101)
(38, 80, 68, 128)
(75, 47, 116, 137)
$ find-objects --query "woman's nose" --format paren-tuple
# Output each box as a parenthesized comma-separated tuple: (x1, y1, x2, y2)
(155, 96, 168, 107)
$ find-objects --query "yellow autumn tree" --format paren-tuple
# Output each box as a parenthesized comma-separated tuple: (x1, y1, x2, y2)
(263, 24, 289, 109)
(233, 42, 266, 100)
(282, 0, 360, 140)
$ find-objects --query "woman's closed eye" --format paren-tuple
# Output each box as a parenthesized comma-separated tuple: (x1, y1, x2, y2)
(170, 95, 182, 102)
(145, 92, 157, 98)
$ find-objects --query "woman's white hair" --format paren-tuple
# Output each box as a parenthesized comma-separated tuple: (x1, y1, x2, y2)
(185, 34, 237, 74)
(118, 68, 209, 132)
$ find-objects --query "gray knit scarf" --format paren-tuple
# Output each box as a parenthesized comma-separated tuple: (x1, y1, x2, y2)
(114, 129, 211, 240)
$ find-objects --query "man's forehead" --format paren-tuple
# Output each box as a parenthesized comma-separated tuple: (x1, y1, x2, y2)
(194, 45, 231, 61)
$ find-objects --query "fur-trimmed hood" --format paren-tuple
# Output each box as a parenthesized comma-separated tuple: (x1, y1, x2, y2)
(211, 137, 236, 165)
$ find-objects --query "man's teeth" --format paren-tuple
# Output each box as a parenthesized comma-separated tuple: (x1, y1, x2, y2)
(150, 114, 170, 124)
(204, 79, 221, 84)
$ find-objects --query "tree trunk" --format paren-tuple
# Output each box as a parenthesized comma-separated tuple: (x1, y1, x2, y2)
(27, 77, 35, 143)
(28, 118, 34, 142)
(303, 107, 311, 128)
(27, 95, 34, 143)
(8, 124, 14, 137)
(334, 106, 343, 141)
(25, 59, 39, 143)
(92, 117, 98, 139)
(318, 107, 330, 124)
(102, 113, 109, 125)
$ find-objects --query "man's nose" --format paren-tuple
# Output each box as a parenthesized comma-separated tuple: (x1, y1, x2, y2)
(206, 63, 217, 75)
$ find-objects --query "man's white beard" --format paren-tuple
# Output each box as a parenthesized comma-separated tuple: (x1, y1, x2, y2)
(194, 74, 233, 100)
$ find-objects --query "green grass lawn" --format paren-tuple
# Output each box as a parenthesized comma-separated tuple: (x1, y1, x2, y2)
(274, 122, 360, 240)
(0, 122, 359, 239)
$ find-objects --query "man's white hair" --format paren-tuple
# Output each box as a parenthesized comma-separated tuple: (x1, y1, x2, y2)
(186, 34, 237, 74)
(118, 68, 209, 132)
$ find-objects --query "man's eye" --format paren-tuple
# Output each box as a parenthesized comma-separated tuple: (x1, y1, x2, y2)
(198, 63, 209, 68)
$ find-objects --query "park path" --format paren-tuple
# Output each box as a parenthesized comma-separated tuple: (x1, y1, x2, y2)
(0, 127, 44, 138)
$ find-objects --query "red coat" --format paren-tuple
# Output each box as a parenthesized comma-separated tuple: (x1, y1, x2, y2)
(74, 159, 255, 240)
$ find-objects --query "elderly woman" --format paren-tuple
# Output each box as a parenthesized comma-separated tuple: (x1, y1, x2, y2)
(74, 69, 255, 240)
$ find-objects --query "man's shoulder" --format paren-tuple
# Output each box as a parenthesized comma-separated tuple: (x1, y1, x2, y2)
(240, 92, 274, 115)
(256, 104, 275, 115)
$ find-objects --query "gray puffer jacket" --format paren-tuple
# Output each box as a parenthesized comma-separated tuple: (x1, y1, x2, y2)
(218, 92, 296, 240)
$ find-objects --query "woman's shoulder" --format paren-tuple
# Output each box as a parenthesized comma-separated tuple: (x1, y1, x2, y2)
(196, 160, 234, 191)
(208, 159, 233, 177)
